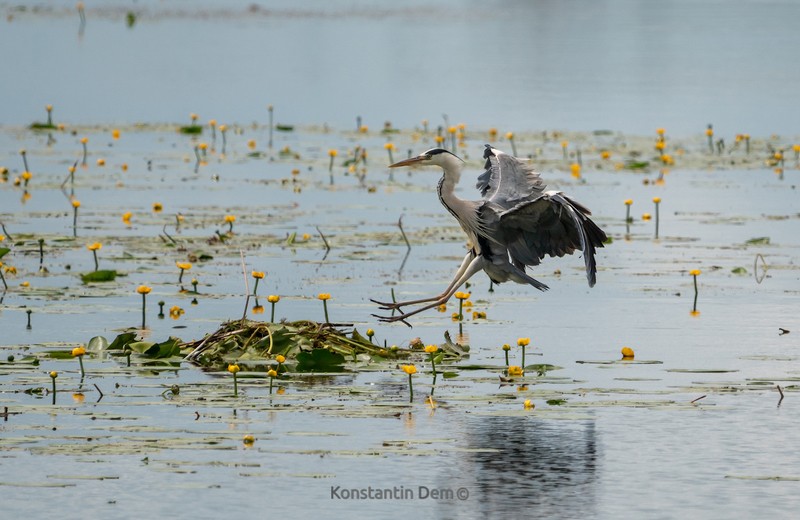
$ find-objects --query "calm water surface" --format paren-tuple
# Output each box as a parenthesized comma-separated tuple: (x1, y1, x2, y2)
(2, 2, 800, 519)
(2, 0, 800, 136)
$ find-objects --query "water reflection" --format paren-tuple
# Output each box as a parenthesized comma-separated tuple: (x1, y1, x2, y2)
(447, 415, 598, 518)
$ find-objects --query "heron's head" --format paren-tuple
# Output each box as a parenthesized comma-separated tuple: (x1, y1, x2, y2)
(389, 148, 465, 171)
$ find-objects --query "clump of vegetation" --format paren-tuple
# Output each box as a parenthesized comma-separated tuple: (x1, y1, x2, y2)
(100, 320, 467, 372)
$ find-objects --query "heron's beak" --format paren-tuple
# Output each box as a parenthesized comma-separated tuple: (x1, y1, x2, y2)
(389, 155, 427, 168)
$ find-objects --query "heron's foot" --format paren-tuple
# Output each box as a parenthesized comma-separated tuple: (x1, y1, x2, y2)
(369, 298, 404, 311)
(371, 313, 413, 328)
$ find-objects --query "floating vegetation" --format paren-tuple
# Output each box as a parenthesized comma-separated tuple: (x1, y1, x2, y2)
(179, 125, 203, 135)
(111, 320, 464, 371)
(80, 269, 118, 283)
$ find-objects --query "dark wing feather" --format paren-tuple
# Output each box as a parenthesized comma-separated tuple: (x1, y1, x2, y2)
(476, 145, 545, 205)
(493, 192, 607, 287)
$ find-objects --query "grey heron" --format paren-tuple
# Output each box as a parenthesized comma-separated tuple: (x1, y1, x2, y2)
(372, 144, 607, 326)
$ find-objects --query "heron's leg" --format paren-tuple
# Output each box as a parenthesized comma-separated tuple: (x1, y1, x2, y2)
(375, 256, 486, 324)
(371, 252, 475, 309)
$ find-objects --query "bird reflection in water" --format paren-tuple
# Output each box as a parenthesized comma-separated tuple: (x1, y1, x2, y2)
(443, 415, 598, 517)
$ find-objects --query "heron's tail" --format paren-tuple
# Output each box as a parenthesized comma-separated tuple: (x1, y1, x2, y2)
(579, 214, 607, 288)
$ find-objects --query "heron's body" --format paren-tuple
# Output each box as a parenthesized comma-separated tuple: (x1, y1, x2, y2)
(373, 145, 607, 325)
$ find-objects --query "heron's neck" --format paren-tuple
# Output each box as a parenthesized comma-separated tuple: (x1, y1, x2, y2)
(437, 161, 481, 243)
(437, 155, 464, 200)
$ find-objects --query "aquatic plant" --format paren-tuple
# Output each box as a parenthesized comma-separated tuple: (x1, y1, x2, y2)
(251, 271, 265, 295)
(425, 344, 439, 375)
(268, 295, 280, 322)
(72, 346, 86, 377)
(454, 291, 470, 321)
(384, 142, 395, 164)
(137, 285, 152, 328)
(621, 346, 635, 359)
(180, 113, 203, 134)
(653, 197, 661, 239)
(228, 364, 240, 397)
(49, 371, 57, 404)
(176, 262, 191, 284)
(401, 364, 417, 402)
(705, 124, 714, 153)
(506, 132, 517, 156)
(690, 269, 701, 313)
(87, 242, 102, 271)
(517, 337, 530, 368)
(508, 365, 523, 377)
(318, 293, 331, 323)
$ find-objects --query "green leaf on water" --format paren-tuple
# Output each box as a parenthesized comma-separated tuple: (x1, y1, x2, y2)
(745, 237, 770, 245)
(275, 124, 294, 132)
(179, 125, 202, 135)
(731, 267, 748, 275)
(29, 122, 56, 131)
(296, 349, 346, 372)
(625, 160, 650, 170)
(546, 399, 568, 406)
(442, 371, 459, 379)
(127, 337, 181, 358)
(80, 270, 118, 283)
(87, 336, 109, 352)
(108, 332, 137, 351)
(128, 341, 155, 354)
(0, 247, 10, 259)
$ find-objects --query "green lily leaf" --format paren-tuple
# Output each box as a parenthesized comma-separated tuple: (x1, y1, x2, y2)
(108, 332, 137, 351)
(81, 270, 118, 283)
(128, 341, 156, 354)
(87, 336, 109, 352)
(296, 349, 346, 372)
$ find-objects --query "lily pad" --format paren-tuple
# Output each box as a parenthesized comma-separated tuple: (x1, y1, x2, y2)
(296, 349, 346, 372)
(80, 270, 118, 283)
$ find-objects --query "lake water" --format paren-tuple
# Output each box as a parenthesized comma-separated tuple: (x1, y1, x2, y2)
(2, 2, 800, 519)
(2, 0, 800, 137)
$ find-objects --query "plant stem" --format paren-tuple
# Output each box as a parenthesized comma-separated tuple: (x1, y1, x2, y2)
(270, 301, 276, 322)
(141, 293, 147, 329)
(654, 202, 660, 239)
(323, 300, 330, 323)
(692, 275, 699, 312)
(408, 373, 414, 402)
(233, 372, 238, 397)
(429, 353, 437, 375)
(78, 356, 85, 378)
(93, 250, 99, 271)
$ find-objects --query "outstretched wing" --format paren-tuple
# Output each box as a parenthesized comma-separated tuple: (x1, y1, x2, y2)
(488, 191, 607, 287)
(476, 145, 545, 206)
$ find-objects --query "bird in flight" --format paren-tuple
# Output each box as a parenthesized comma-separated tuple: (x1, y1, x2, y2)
(372, 144, 607, 326)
